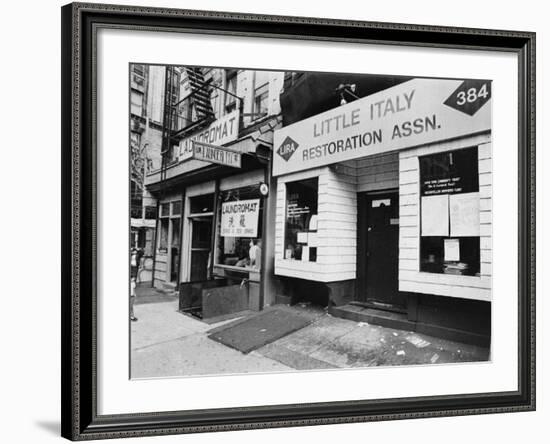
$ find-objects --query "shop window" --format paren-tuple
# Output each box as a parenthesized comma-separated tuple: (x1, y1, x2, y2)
(160, 202, 170, 217)
(157, 201, 182, 255)
(214, 186, 264, 270)
(144, 206, 156, 220)
(253, 83, 269, 119)
(419, 147, 480, 276)
(171, 200, 182, 216)
(158, 219, 169, 252)
(190, 194, 214, 214)
(284, 178, 318, 262)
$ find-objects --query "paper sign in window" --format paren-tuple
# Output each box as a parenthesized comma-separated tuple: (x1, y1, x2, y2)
(372, 198, 391, 208)
(450, 192, 480, 237)
(297, 232, 308, 244)
(301, 246, 310, 262)
(421, 195, 449, 236)
(308, 215, 318, 231)
(444, 238, 460, 261)
(307, 232, 318, 247)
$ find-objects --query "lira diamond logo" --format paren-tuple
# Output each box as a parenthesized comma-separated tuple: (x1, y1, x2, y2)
(277, 136, 299, 162)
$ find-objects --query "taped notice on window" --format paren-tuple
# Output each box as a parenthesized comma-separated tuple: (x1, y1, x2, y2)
(444, 238, 460, 261)
(450, 192, 480, 237)
(297, 232, 308, 244)
(308, 232, 318, 247)
(421, 195, 449, 236)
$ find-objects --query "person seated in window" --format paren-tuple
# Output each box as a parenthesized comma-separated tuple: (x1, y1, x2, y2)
(233, 241, 250, 267)
(234, 256, 250, 268)
(249, 239, 262, 269)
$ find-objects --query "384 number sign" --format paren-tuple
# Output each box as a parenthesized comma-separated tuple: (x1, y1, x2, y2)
(444, 80, 492, 116)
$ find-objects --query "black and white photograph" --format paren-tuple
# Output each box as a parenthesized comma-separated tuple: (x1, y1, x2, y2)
(1, 0, 544, 442)
(129, 65, 492, 379)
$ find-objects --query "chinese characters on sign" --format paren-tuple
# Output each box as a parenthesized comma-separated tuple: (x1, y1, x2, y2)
(220, 199, 260, 237)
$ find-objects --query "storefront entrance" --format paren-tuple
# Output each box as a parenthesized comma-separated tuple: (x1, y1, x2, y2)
(189, 216, 212, 282)
(357, 190, 404, 308)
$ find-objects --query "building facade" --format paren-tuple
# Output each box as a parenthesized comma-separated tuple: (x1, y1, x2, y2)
(272, 75, 492, 345)
(141, 68, 491, 344)
(130, 64, 165, 280)
(144, 67, 284, 318)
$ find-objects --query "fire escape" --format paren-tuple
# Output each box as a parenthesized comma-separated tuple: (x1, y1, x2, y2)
(159, 67, 221, 190)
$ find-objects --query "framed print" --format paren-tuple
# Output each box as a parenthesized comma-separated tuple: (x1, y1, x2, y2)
(61, 2, 535, 440)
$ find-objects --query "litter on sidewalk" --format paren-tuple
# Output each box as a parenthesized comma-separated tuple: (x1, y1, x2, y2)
(405, 334, 431, 348)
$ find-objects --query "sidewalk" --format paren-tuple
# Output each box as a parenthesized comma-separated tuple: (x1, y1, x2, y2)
(131, 290, 489, 378)
(256, 304, 489, 369)
(131, 296, 292, 378)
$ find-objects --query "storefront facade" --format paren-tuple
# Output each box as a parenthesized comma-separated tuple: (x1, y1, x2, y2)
(272, 77, 492, 344)
(145, 67, 284, 318)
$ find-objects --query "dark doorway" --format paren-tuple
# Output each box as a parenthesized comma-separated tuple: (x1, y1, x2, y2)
(190, 217, 212, 282)
(170, 219, 181, 282)
(357, 191, 404, 307)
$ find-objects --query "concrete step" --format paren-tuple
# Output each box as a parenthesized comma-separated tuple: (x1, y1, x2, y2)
(329, 304, 490, 347)
(329, 304, 415, 331)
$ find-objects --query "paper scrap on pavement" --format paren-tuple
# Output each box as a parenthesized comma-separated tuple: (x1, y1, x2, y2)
(406, 334, 431, 348)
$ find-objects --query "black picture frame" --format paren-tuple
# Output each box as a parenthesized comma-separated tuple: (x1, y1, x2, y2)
(61, 2, 535, 440)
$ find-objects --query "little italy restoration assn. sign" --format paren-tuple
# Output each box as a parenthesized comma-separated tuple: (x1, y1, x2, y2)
(273, 78, 492, 176)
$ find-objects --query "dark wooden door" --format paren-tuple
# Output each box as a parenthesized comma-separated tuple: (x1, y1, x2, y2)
(190, 217, 212, 282)
(360, 191, 403, 306)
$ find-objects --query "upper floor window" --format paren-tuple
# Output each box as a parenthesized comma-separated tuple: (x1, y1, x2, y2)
(253, 83, 269, 119)
(210, 84, 220, 119)
(130, 90, 144, 116)
(225, 72, 238, 114)
(132, 64, 145, 77)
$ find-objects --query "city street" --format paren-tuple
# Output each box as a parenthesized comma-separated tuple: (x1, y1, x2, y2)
(131, 288, 490, 379)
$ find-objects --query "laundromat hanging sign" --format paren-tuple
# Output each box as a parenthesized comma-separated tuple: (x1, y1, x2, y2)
(273, 78, 491, 176)
(220, 199, 260, 237)
(177, 109, 240, 162)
